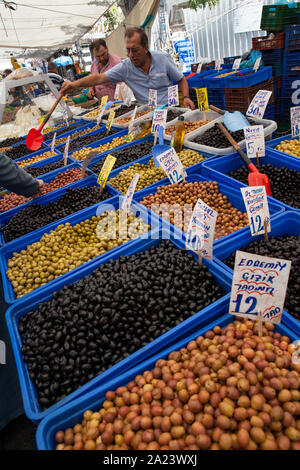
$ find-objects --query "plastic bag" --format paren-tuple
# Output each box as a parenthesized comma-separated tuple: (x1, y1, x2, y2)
(4, 67, 38, 81)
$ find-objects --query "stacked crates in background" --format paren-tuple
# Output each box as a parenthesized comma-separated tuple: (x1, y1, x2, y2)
(280, 25, 300, 121)
(260, 4, 297, 32)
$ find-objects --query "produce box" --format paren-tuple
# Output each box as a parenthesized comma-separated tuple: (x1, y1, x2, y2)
(252, 32, 285, 50)
(5, 230, 232, 423)
(13, 147, 60, 167)
(223, 67, 273, 88)
(260, 4, 297, 32)
(261, 49, 283, 76)
(225, 77, 274, 114)
(201, 148, 299, 212)
(163, 109, 220, 143)
(43, 120, 89, 144)
(285, 24, 300, 51)
(213, 211, 300, 336)
(266, 133, 300, 158)
(283, 50, 300, 73)
(113, 105, 153, 129)
(44, 122, 98, 147)
(35, 307, 298, 450)
(207, 88, 225, 109)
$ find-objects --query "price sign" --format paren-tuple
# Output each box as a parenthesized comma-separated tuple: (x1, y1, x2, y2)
(106, 109, 115, 132)
(246, 90, 272, 119)
(291, 106, 300, 138)
(125, 96, 132, 107)
(186, 199, 218, 261)
(121, 173, 140, 213)
(128, 106, 138, 134)
(232, 58, 242, 71)
(152, 108, 168, 134)
(243, 125, 265, 158)
(114, 84, 121, 100)
(97, 106, 106, 125)
(63, 135, 70, 166)
(253, 57, 261, 72)
(215, 59, 223, 71)
(196, 63, 203, 74)
(241, 186, 271, 237)
(100, 95, 108, 107)
(51, 132, 56, 153)
(61, 100, 69, 126)
(168, 85, 179, 107)
(148, 89, 157, 107)
(97, 154, 116, 188)
(156, 147, 186, 184)
(229, 251, 291, 324)
(195, 88, 209, 113)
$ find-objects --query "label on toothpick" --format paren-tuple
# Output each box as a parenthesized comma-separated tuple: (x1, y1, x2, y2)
(243, 125, 265, 158)
(148, 89, 157, 107)
(241, 186, 271, 237)
(128, 106, 138, 134)
(63, 135, 70, 165)
(97, 154, 116, 188)
(106, 109, 115, 132)
(114, 84, 121, 100)
(97, 106, 106, 125)
(51, 132, 56, 152)
(246, 90, 272, 119)
(196, 63, 202, 74)
(121, 173, 140, 213)
(125, 96, 132, 107)
(185, 199, 218, 261)
(253, 57, 261, 72)
(291, 106, 300, 138)
(215, 59, 223, 71)
(100, 95, 108, 107)
(232, 58, 242, 71)
(156, 147, 186, 184)
(195, 88, 209, 113)
(61, 100, 69, 126)
(229, 251, 291, 324)
(168, 85, 179, 106)
(152, 108, 168, 134)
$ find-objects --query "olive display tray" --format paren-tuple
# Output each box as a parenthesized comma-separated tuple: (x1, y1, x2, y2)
(213, 211, 300, 336)
(13, 146, 60, 167)
(0, 162, 95, 220)
(50, 122, 104, 150)
(35, 304, 298, 450)
(133, 173, 285, 247)
(201, 147, 300, 212)
(0, 174, 115, 246)
(0, 196, 155, 306)
(43, 121, 95, 146)
(266, 133, 300, 162)
(5, 229, 233, 423)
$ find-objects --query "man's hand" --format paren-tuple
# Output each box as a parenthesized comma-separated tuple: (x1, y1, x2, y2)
(88, 88, 95, 99)
(183, 97, 195, 110)
(60, 80, 76, 96)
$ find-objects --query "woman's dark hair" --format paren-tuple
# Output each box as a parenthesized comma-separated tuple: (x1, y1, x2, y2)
(91, 39, 107, 51)
(124, 27, 148, 48)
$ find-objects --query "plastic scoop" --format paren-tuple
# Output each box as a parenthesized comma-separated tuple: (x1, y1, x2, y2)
(152, 125, 169, 168)
(209, 104, 249, 131)
(26, 94, 63, 151)
(217, 122, 271, 196)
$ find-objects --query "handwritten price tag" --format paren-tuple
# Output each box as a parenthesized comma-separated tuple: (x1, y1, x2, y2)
(97, 154, 116, 188)
(243, 125, 265, 158)
(291, 106, 300, 138)
(152, 108, 167, 134)
(253, 57, 261, 72)
(156, 147, 186, 184)
(121, 173, 140, 213)
(128, 106, 138, 134)
(195, 88, 209, 113)
(196, 63, 203, 74)
(232, 58, 242, 71)
(114, 84, 121, 100)
(186, 199, 218, 260)
(97, 106, 106, 125)
(246, 90, 272, 119)
(106, 109, 115, 132)
(148, 89, 157, 107)
(241, 186, 271, 237)
(229, 251, 291, 324)
(63, 135, 70, 166)
(51, 132, 56, 153)
(168, 85, 179, 106)
(100, 95, 108, 107)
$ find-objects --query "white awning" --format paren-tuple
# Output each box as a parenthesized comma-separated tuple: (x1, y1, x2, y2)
(0, 0, 115, 49)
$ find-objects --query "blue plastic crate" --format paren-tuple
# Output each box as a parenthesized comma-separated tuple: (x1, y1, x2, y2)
(281, 74, 299, 98)
(43, 120, 90, 146)
(201, 148, 299, 212)
(35, 306, 299, 449)
(44, 121, 100, 147)
(224, 66, 273, 88)
(285, 24, 300, 51)
(206, 70, 237, 89)
(19, 153, 75, 172)
(264, 102, 275, 120)
(283, 50, 300, 72)
(133, 173, 284, 245)
(187, 70, 220, 89)
(5, 229, 232, 423)
(213, 211, 300, 336)
(266, 133, 300, 158)
(0, 175, 117, 246)
(0, 196, 155, 306)
(207, 88, 226, 108)
(13, 146, 59, 167)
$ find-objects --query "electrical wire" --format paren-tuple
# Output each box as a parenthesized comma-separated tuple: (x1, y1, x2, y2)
(3, 1, 101, 19)
(9, 7, 20, 46)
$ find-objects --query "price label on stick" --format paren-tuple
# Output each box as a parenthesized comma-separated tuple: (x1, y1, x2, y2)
(196, 63, 202, 74)
(168, 85, 179, 106)
(125, 96, 132, 107)
(215, 59, 223, 71)
(253, 57, 261, 72)
(229, 251, 291, 324)
(106, 109, 115, 133)
(241, 186, 271, 237)
(195, 88, 209, 113)
(156, 147, 186, 184)
(291, 106, 300, 138)
(148, 89, 157, 107)
(63, 135, 70, 166)
(51, 132, 56, 153)
(97, 154, 116, 188)
(97, 106, 106, 125)
(186, 199, 218, 261)
(152, 108, 167, 134)
(246, 90, 272, 120)
(243, 125, 265, 158)
(100, 95, 108, 107)
(114, 84, 121, 100)
(81, 150, 99, 179)
(232, 58, 242, 71)
(121, 173, 140, 213)
(128, 106, 138, 134)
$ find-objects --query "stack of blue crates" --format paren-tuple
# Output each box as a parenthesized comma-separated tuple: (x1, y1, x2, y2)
(280, 24, 300, 120)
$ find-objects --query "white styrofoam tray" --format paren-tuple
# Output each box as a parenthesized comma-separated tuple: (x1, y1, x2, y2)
(112, 105, 153, 128)
(163, 109, 220, 142)
(184, 116, 278, 155)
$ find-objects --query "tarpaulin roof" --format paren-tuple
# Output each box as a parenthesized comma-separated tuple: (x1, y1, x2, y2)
(0, 0, 114, 49)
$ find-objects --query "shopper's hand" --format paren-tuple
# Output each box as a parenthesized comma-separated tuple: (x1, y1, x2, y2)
(60, 80, 76, 96)
(88, 87, 95, 99)
(183, 97, 195, 110)
(37, 179, 44, 191)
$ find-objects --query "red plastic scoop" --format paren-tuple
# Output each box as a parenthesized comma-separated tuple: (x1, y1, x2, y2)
(26, 94, 63, 151)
